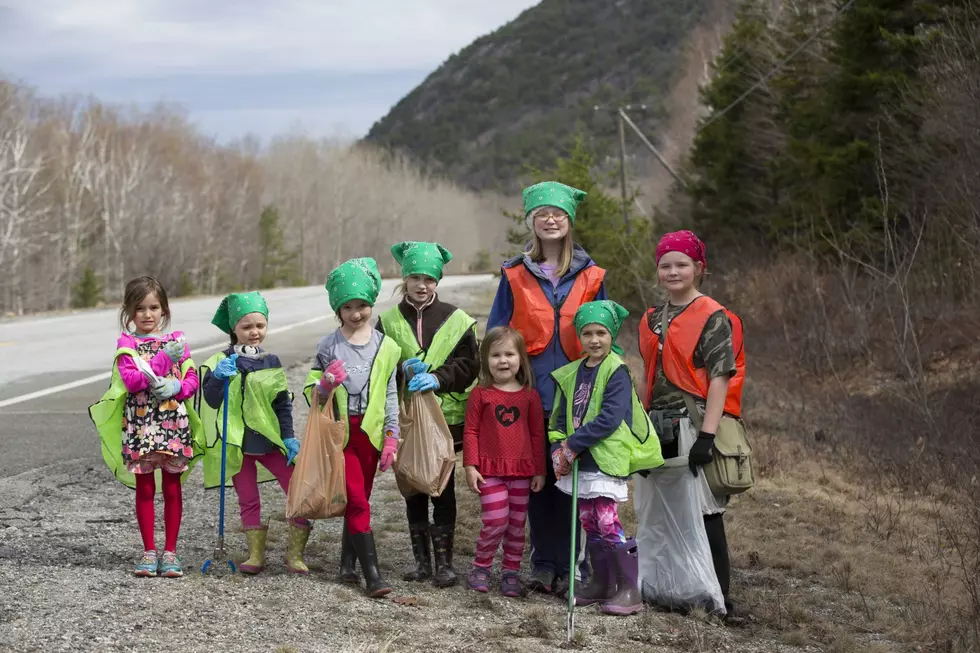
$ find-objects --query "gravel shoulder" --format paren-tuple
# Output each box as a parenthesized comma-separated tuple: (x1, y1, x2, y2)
(0, 283, 812, 653)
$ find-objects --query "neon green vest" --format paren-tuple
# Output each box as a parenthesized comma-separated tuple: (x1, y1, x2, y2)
(88, 347, 205, 489)
(303, 335, 400, 451)
(379, 305, 477, 426)
(548, 353, 664, 477)
(197, 352, 292, 489)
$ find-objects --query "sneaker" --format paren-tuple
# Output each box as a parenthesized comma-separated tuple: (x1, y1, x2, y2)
(526, 569, 554, 594)
(467, 566, 490, 593)
(134, 550, 158, 577)
(500, 571, 523, 598)
(159, 551, 183, 578)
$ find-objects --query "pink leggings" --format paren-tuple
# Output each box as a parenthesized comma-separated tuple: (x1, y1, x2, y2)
(473, 477, 531, 571)
(578, 496, 626, 546)
(233, 451, 309, 529)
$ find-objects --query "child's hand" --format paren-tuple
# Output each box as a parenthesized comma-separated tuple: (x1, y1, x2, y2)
(162, 339, 186, 364)
(530, 475, 545, 492)
(465, 466, 485, 494)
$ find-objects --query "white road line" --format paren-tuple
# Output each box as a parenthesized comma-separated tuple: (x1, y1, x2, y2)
(0, 314, 327, 409)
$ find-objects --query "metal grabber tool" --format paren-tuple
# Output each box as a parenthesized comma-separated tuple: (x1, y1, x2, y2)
(202, 378, 237, 574)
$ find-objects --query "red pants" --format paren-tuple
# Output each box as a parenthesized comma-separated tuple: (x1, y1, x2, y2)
(344, 415, 380, 534)
(233, 451, 309, 529)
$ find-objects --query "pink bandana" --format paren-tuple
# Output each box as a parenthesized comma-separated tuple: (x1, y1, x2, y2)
(655, 230, 707, 268)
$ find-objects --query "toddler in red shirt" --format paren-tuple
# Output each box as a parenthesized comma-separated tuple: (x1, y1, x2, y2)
(463, 327, 546, 597)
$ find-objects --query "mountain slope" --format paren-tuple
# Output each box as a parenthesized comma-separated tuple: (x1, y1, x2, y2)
(364, 0, 708, 191)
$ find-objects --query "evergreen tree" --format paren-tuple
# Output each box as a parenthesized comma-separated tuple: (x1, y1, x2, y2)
(258, 205, 300, 288)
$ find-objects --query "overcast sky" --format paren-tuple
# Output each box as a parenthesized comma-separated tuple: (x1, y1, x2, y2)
(0, 1, 539, 141)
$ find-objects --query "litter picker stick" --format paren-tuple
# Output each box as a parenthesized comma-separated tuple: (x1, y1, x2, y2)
(202, 377, 237, 575)
(566, 458, 580, 643)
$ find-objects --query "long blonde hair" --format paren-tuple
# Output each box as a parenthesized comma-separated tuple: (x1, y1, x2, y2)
(527, 228, 574, 278)
(479, 327, 534, 389)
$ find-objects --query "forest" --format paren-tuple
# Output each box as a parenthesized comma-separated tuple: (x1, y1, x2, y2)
(0, 81, 508, 315)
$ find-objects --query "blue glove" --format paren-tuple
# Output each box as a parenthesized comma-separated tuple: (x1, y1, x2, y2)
(162, 339, 185, 364)
(408, 372, 439, 393)
(213, 354, 239, 380)
(151, 378, 181, 400)
(402, 358, 428, 376)
(284, 438, 300, 465)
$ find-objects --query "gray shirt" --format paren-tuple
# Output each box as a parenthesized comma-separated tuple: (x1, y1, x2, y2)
(314, 329, 398, 433)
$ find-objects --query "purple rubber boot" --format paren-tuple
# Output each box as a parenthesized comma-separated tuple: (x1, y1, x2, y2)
(601, 538, 644, 616)
(576, 538, 615, 606)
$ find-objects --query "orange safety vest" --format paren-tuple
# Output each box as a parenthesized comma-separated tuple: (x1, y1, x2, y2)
(504, 263, 606, 360)
(638, 295, 745, 417)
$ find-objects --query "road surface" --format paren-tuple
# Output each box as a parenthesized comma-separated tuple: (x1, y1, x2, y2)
(0, 275, 496, 478)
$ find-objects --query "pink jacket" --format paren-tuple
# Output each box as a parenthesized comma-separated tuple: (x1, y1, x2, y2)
(116, 330, 198, 402)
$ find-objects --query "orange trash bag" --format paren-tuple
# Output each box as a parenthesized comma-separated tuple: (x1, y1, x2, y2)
(393, 389, 456, 497)
(286, 387, 347, 520)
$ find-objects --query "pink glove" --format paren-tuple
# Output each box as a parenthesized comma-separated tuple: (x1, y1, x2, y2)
(379, 435, 398, 472)
(318, 360, 347, 393)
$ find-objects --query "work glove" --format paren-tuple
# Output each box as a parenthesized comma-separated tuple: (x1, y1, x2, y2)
(379, 435, 398, 472)
(318, 360, 347, 394)
(284, 437, 300, 466)
(213, 354, 239, 380)
(407, 372, 439, 393)
(151, 378, 181, 401)
(402, 358, 428, 376)
(688, 432, 715, 477)
(162, 339, 186, 364)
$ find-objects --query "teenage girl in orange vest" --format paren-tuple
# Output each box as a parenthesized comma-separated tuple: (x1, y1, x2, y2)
(486, 180, 608, 595)
(636, 230, 745, 621)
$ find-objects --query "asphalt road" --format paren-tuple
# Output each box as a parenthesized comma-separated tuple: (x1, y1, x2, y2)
(0, 275, 495, 478)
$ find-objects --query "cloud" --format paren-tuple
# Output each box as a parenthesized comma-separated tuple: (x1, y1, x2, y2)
(0, 0, 540, 138)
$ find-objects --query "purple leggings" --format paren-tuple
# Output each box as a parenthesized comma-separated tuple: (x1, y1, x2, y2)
(578, 496, 626, 546)
(233, 451, 310, 529)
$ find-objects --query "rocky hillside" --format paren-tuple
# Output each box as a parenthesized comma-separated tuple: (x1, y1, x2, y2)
(364, 0, 709, 192)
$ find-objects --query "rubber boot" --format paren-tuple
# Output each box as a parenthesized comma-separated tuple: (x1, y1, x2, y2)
(601, 538, 643, 616)
(239, 527, 267, 574)
(429, 524, 458, 588)
(285, 523, 311, 575)
(575, 539, 615, 606)
(350, 530, 392, 598)
(403, 523, 432, 582)
(338, 522, 359, 584)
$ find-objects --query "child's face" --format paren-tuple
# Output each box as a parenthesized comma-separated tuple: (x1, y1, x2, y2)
(405, 274, 437, 305)
(579, 324, 612, 362)
(233, 312, 267, 347)
(133, 292, 164, 334)
(657, 251, 702, 295)
(339, 300, 372, 328)
(532, 207, 570, 243)
(488, 337, 521, 385)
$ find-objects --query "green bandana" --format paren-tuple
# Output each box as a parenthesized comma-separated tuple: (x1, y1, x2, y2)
(391, 241, 453, 281)
(326, 257, 382, 312)
(523, 181, 588, 224)
(211, 291, 269, 334)
(574, 300, 630, 355)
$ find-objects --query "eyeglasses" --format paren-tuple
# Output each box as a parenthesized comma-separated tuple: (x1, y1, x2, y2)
(534, 212, 568, 224)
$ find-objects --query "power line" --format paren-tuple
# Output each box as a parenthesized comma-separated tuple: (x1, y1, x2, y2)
(697, 0, 857, 133)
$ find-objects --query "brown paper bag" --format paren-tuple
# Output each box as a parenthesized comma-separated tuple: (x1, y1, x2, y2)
(286, 387, 347, 520)
(393, 390, 456, 497)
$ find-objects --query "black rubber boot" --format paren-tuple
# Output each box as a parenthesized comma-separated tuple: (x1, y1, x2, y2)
(429, 524, 459, 588)
(350, 530, 392, 598)
(338, 523, 359, 584)
(403, 522, 432, 582)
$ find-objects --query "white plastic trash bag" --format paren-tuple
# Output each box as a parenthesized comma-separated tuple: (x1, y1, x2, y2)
(633, 456, 726, 615)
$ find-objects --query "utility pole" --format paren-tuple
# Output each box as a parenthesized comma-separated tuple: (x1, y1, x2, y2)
(595, 104, 648, 227)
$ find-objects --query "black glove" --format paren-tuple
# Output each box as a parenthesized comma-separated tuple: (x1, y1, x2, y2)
(688, 431, 715, 476)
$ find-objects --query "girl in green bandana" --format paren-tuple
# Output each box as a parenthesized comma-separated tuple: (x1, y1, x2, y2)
(548, 300, 663, 616)
(376, 241, 480, 589)
(199, 291, 310, 576)
(304, 257, 402, 598)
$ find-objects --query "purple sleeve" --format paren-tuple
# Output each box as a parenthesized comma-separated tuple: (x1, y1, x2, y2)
(567, 367, 631, 454)
(595, 280, 608, 301)
(486, 271, 513, 330)
(174, 364, 198, 401)
(115, 334, 149, 393)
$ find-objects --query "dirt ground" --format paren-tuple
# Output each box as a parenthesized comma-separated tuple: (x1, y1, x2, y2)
(0, 288, 925, 653)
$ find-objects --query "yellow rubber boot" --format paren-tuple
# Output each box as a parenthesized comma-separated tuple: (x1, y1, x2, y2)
(285, 523, 311, 575)
(240, 527, 267, 574)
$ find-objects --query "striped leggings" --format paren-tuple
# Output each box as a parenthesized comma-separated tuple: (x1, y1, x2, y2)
(472, 477, 531, 571)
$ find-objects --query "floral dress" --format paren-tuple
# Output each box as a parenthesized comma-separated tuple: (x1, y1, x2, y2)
(121, 337, 193, 475)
